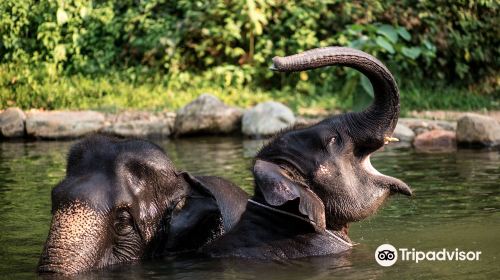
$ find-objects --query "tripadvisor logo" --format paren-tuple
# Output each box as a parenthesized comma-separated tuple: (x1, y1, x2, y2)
(375, 244, 398, 266)
(375, 244, 482, 267)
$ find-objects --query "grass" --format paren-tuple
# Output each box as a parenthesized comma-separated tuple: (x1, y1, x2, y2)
(399, 86, 499, 115)
(1, 66, 498, 114)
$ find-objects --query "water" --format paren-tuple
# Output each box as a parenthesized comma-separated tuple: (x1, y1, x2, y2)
(0, 137, 499, 279)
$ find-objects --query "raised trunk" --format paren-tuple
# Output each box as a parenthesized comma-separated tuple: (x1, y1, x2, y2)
(271, 47, 400, 152)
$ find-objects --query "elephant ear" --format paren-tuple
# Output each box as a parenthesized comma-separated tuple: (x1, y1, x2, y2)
(179, 172, 248, 231)
(253, 160, 326, 231)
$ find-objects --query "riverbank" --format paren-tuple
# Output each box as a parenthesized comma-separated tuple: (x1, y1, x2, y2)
(1, 94, 499, 151)
(2, 65, 498, 114)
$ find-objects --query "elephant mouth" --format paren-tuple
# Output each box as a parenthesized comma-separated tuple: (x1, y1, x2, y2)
(361, 155, 383, 176)
(361, 155, 412, 196)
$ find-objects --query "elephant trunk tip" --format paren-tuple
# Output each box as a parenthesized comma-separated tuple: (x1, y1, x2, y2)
(269, 56, 282, 71)
(38, 263, 74, 275)
(270, 56, 293, 72)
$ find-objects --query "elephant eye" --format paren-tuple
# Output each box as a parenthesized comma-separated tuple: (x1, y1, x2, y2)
(114, 210, 134, 236)
(328, 137, 336, 145)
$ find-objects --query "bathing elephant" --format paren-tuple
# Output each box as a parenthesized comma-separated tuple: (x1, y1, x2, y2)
(202, 47, 412, 259)
(37, 135, 248, 274)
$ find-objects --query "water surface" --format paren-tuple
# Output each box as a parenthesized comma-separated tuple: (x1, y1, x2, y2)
(0, 137, 498, 279)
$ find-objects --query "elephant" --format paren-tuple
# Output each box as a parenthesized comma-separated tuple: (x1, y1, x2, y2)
(37, 135, 248, 275)
(201, 47, 412, 259)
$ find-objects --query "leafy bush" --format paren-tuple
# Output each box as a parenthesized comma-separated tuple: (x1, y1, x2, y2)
(0, 0, 498, 110)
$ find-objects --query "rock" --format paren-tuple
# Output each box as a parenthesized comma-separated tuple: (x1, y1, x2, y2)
(174, 94, 243, 135)
(413, 129, 456, 152)
(399, 118, 456, 135)
(408, 110, 500, 122)
(393, 123, 415, 143)
(26, 110, 105, 139)
(242, 138, 270, 158)
(0, 107, 26, 138)
(456, 113, 500, 147)
(103, 111, 175, 138)
(242, 101, 295, 137)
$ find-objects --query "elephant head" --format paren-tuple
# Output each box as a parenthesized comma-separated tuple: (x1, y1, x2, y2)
(38, 135, 247, 274)
(254, 47, 411, 231)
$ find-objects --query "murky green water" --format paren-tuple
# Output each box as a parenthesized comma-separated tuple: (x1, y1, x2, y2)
(0, 137, 499, 279)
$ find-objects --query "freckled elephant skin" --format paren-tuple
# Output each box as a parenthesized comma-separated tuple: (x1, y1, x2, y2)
(204, 47, 411, 259)
(38, 135, 248, 275)
(38, 202, 107, 274)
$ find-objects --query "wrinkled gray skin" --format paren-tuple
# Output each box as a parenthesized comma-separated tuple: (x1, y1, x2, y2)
(203, 47, 412, 259)
(37, 135, 248, 275)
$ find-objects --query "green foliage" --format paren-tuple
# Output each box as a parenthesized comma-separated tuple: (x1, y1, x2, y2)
(0, 0, 498, 111)
(338, 22, 438, 110)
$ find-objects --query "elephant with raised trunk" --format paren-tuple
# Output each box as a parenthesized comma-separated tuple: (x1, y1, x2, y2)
(202, 47, 412, 259)
(38, 46, 411, 273)
(37, 135, 248, 274)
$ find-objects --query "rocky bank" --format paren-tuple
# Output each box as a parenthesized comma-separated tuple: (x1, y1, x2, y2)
(1, 94, 499, 151)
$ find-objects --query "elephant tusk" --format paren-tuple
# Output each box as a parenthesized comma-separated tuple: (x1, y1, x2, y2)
(384, 136, 399, 144)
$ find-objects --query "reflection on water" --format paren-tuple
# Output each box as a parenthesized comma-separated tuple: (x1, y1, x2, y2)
(0, 137, 499, 279)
